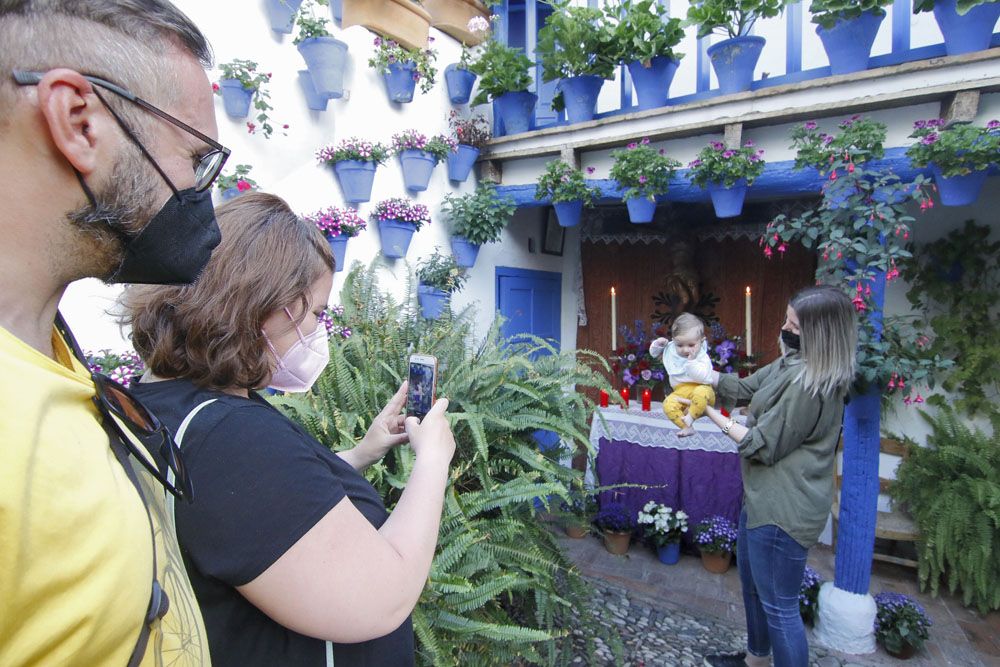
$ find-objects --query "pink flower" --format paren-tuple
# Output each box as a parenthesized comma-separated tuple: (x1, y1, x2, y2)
(763, 246, 773, 258)
(211, 82, 220, 92)
(627, 142, 637, 150)
(847, 163, 855, 173)
(777, 243, 787, 254)
(246, 122, 256, 134)
(804, 121, 817, 130)
(586, 166, 595, 174)
(638, 175, 647, 184)
(987, 119, 999, 130)
(641, 137, 650, 145)
(236, 179, 252, 192)
(914, 393, 924, 404)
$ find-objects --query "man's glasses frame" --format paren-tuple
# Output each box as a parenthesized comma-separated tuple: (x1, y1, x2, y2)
(13, 69, 230, 193)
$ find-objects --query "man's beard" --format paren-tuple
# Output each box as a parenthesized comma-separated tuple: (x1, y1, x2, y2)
(64, 150, 159, 282)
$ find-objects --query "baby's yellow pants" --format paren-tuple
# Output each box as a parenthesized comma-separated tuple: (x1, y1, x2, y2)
(663, 382, 716, 429)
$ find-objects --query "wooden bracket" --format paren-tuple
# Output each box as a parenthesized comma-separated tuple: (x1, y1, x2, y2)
(560, 145, 580, 169)
(480, 159, 502, 184)
(724, 123, 743, 148)
(940, 90, 980, 127)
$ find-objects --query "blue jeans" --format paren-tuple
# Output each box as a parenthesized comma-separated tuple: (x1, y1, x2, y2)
(737, 510, 809, 667)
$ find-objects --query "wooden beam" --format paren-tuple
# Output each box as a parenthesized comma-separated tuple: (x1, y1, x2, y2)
(724, 123, 743, 148)
(940, 90, 980, 127)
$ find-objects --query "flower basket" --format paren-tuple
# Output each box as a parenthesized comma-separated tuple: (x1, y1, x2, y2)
(450, 235, 480, 268)
(342, 0, 432, 50)
(907, 119, 998, 207)
(446, 144, 479, 182)
(493, 91, 537, 135)
(418, 284, 449, 319)
(594, 501, 636, 554)
(372, 198, 431, 259)
(444, 64, 477, 105)
(557, 74, 604, 124)
(626, 197, 657, 223)
(657, 541, 681, 565)
(297, 70, 330, 111)
(264, 0, 304, 34)
(627, 56, 680, 111)
(535, 160, 598, 225)
(874, 592, 932, 659)
(305, 206, 367, 273)
(929, 0, 1000, 56)
(706, 35, 765, 94)
(602, 530, 632, 555)
(700, 551, 732, 573)
(383, 60, 419, 103)
(218, 79, 254, 118)
(398, 149, 438, 191)
(816, 11, 885, 75)
(553, 200, 584, 227)
(442, 182, 515, 256)
(379, 219, 417, 258)
(297, 36, 349, 99)
(693, 514, 737, 572)
(423, 0, 491, 46)
(707, 179, 749, 218)
(929, 164, 988, 206)
(327, 236, 349, 272)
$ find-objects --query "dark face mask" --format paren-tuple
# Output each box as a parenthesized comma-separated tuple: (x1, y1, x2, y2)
(781, 329, 801, 351)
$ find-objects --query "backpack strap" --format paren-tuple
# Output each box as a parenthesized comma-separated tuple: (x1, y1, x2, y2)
(166, 398, 217, 523)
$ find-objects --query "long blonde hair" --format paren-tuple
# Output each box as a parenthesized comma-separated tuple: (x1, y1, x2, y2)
(789, 285, 857, 397)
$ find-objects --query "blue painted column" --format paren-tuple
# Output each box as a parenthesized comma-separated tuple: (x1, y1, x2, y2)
(834, 269, 886, 594)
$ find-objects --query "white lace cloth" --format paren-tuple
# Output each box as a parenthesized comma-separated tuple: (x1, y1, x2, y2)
(589, 403, 742, 455)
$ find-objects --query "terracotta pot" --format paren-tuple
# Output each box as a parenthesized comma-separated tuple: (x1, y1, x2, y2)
(422, 0, 490, 46)
(564, 523, 588, 539)
(342, 0, 431, 50)
(886, 642, 917, 660)
(700, 551, 732, 573)
(602, 530, 631, 555)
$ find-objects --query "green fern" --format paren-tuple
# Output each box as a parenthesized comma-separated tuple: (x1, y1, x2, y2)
(272, 262, 622, 665)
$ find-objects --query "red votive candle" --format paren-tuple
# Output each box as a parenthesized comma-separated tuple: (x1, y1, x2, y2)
(619, 387, 629, 409)
(599, 390, 609, 407)
(641, 388, 651, 412)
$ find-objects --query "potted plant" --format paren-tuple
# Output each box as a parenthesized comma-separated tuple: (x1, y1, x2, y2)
(215, 164, 259, 201)
(468, 37, 536, 135)
(799, 565, 823, 626)
(85, 348, 145, 386)
(304, 206, 367, 272)
(593, 502, 635, 555)
(316, 138, 390, 204)
(636, 501, 688, 565)
(342, 0, 432, 52)
(390, 130, 455, 192)
(534, 159, 599, 227)
(368, 36, 438, 104)
(612, 320, 667, 394)
(873, 592, 933, 659)
(445, 15, 492, 105)
(687, 139, 766, 218)
(446, 111, 491, 182)
(415, 250, 467, 319)
(685, 0, 790, 94)
(535, 0, 617, 123)
(609, 138, 680, 223)
(558, 479, 598, 538)
(264, 0, 304, 34)
(371, 197, 431, 258)
(692, 514, 737, 572)
(215, 60, 284, 140)
(913, 0, 1000, 56)
(441, 181, 516, 267)
(608, 0, 685, 110)
(297, 69, 330, 111)
(906, 118, 999, 206)
(809, 0, 893, 75)
(294, 1, 350, 99)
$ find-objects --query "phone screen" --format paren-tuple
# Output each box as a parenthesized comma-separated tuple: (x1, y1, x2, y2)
(406, 357, 436, 420)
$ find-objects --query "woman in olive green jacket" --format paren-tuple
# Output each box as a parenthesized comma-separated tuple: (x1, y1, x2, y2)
(699, 285, 857, 667)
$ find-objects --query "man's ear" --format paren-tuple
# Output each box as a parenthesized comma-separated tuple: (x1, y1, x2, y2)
(34, 69, 113, 176)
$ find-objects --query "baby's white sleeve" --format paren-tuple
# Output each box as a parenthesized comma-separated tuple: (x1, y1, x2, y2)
(684, 357, 715, 384)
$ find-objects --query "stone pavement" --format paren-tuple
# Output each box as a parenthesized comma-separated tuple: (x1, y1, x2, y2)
(556, 529, 1000, 666)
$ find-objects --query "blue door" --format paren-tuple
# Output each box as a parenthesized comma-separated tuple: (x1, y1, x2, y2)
(495, 267, 561, 353)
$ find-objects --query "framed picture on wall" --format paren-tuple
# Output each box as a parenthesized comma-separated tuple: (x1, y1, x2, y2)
(541, 209, 565, 256)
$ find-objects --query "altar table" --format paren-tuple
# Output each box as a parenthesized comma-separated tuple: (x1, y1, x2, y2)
(589, 403, 744, 541)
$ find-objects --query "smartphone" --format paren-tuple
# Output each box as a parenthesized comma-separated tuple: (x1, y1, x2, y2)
(406, 354, 437, 421)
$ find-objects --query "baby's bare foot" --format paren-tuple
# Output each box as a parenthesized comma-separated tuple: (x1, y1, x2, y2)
(677, 427, 695, 438)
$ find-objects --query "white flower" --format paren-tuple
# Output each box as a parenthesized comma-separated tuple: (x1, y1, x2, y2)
(467, 16, 491, 34)
(677, 511, 688, 520)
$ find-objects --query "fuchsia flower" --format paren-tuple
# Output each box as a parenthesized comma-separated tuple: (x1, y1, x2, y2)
(804, 121, 818, 130)
(987, 119, 999, 130)
(638, 175, 648, 184)
(236, 179, 252, 192)
(627, 142, 638, 150)
(246, 122, 256, 134)
(211, 82, 220, 92)
(586, 166, 596, 175)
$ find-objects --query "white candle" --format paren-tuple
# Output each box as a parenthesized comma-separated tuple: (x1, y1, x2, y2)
(611, 287, 617, 352)
(745, 286, 753, 357)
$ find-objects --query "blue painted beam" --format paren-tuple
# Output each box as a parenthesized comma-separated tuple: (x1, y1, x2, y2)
(786, 2, 803, 75)
(892, 0, 912, 54)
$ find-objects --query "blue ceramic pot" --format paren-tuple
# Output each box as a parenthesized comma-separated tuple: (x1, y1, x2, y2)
(557, 74, 604, 124)
(816, 11, 885, 75)
(330, 0, 343, 22)
(450, 235, 481, 268)
(446, 144, 480, 182)
(930, 164, 988, 206)
(707, 179, 748, 218)
(493, 91, 537, 135)
(657, 541, 681, 565)
(626, 56, 680, 110)
(553, 200, 584, 227)
(383, 60, 418, 103)
(332, 160, 377, 204)
(398, 149, 438, 192)
(297, 37, 349, 99)
(327, 235, 348, 273)
(626, 196, 657, 223)
(378, 219, 417, 259)
(297, 70, 329, 111)
(264, 0, 303, 34)
(444, 64, 477, 105)
(417, 284, 449, 319)
(218, 79, 253, 119)
(220, 187, 240, 201)
(706, 35, 766, 95)
(933, 0, 1000, 56)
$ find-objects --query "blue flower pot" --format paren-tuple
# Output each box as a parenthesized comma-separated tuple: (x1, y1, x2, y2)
(418, 284, 449, 319)
(557, 74, 604, 124)
(398, 149, 438, 192)
(297, 70, 329, 111)
(332, 160, 377, 204)
(933, 0, 1000, 56)
(327, 235, 348, 273)
(218, 79, 253, 119)
(657, 542, 681, 565)
(444, 64, 477, 105)
(297, 37, 349, 99)
(264, 0, 303, 34)
(531, 429, 561, 452)
(626, 196, 657, 224)
(817, 11, 885, 75)
(378, 219, 417, 259)
(707, 179, 748, 218)
(493, 91, 537, 136)
(930, 164, 988, 206)
(446, 144, 480, 182)
(450, 235, 480, 268)
(220, 187, 241, 201)
(330, 0, 343, 22)
(553, 200, 584, 227)
(706, 35, 766, 95)
(383, 60, 418, 103)
(626, 56, 680, 110)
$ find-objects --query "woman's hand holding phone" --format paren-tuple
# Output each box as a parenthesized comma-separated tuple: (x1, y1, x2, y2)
(405, 398, 456, 467)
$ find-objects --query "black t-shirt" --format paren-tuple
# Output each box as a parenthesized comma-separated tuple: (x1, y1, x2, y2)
(132, 378, 415, 667)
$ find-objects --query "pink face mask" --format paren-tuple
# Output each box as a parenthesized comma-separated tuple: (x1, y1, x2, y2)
(262, 308, 330, 393)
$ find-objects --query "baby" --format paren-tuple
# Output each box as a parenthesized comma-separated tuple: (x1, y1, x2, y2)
(649, 313, 716, 437)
